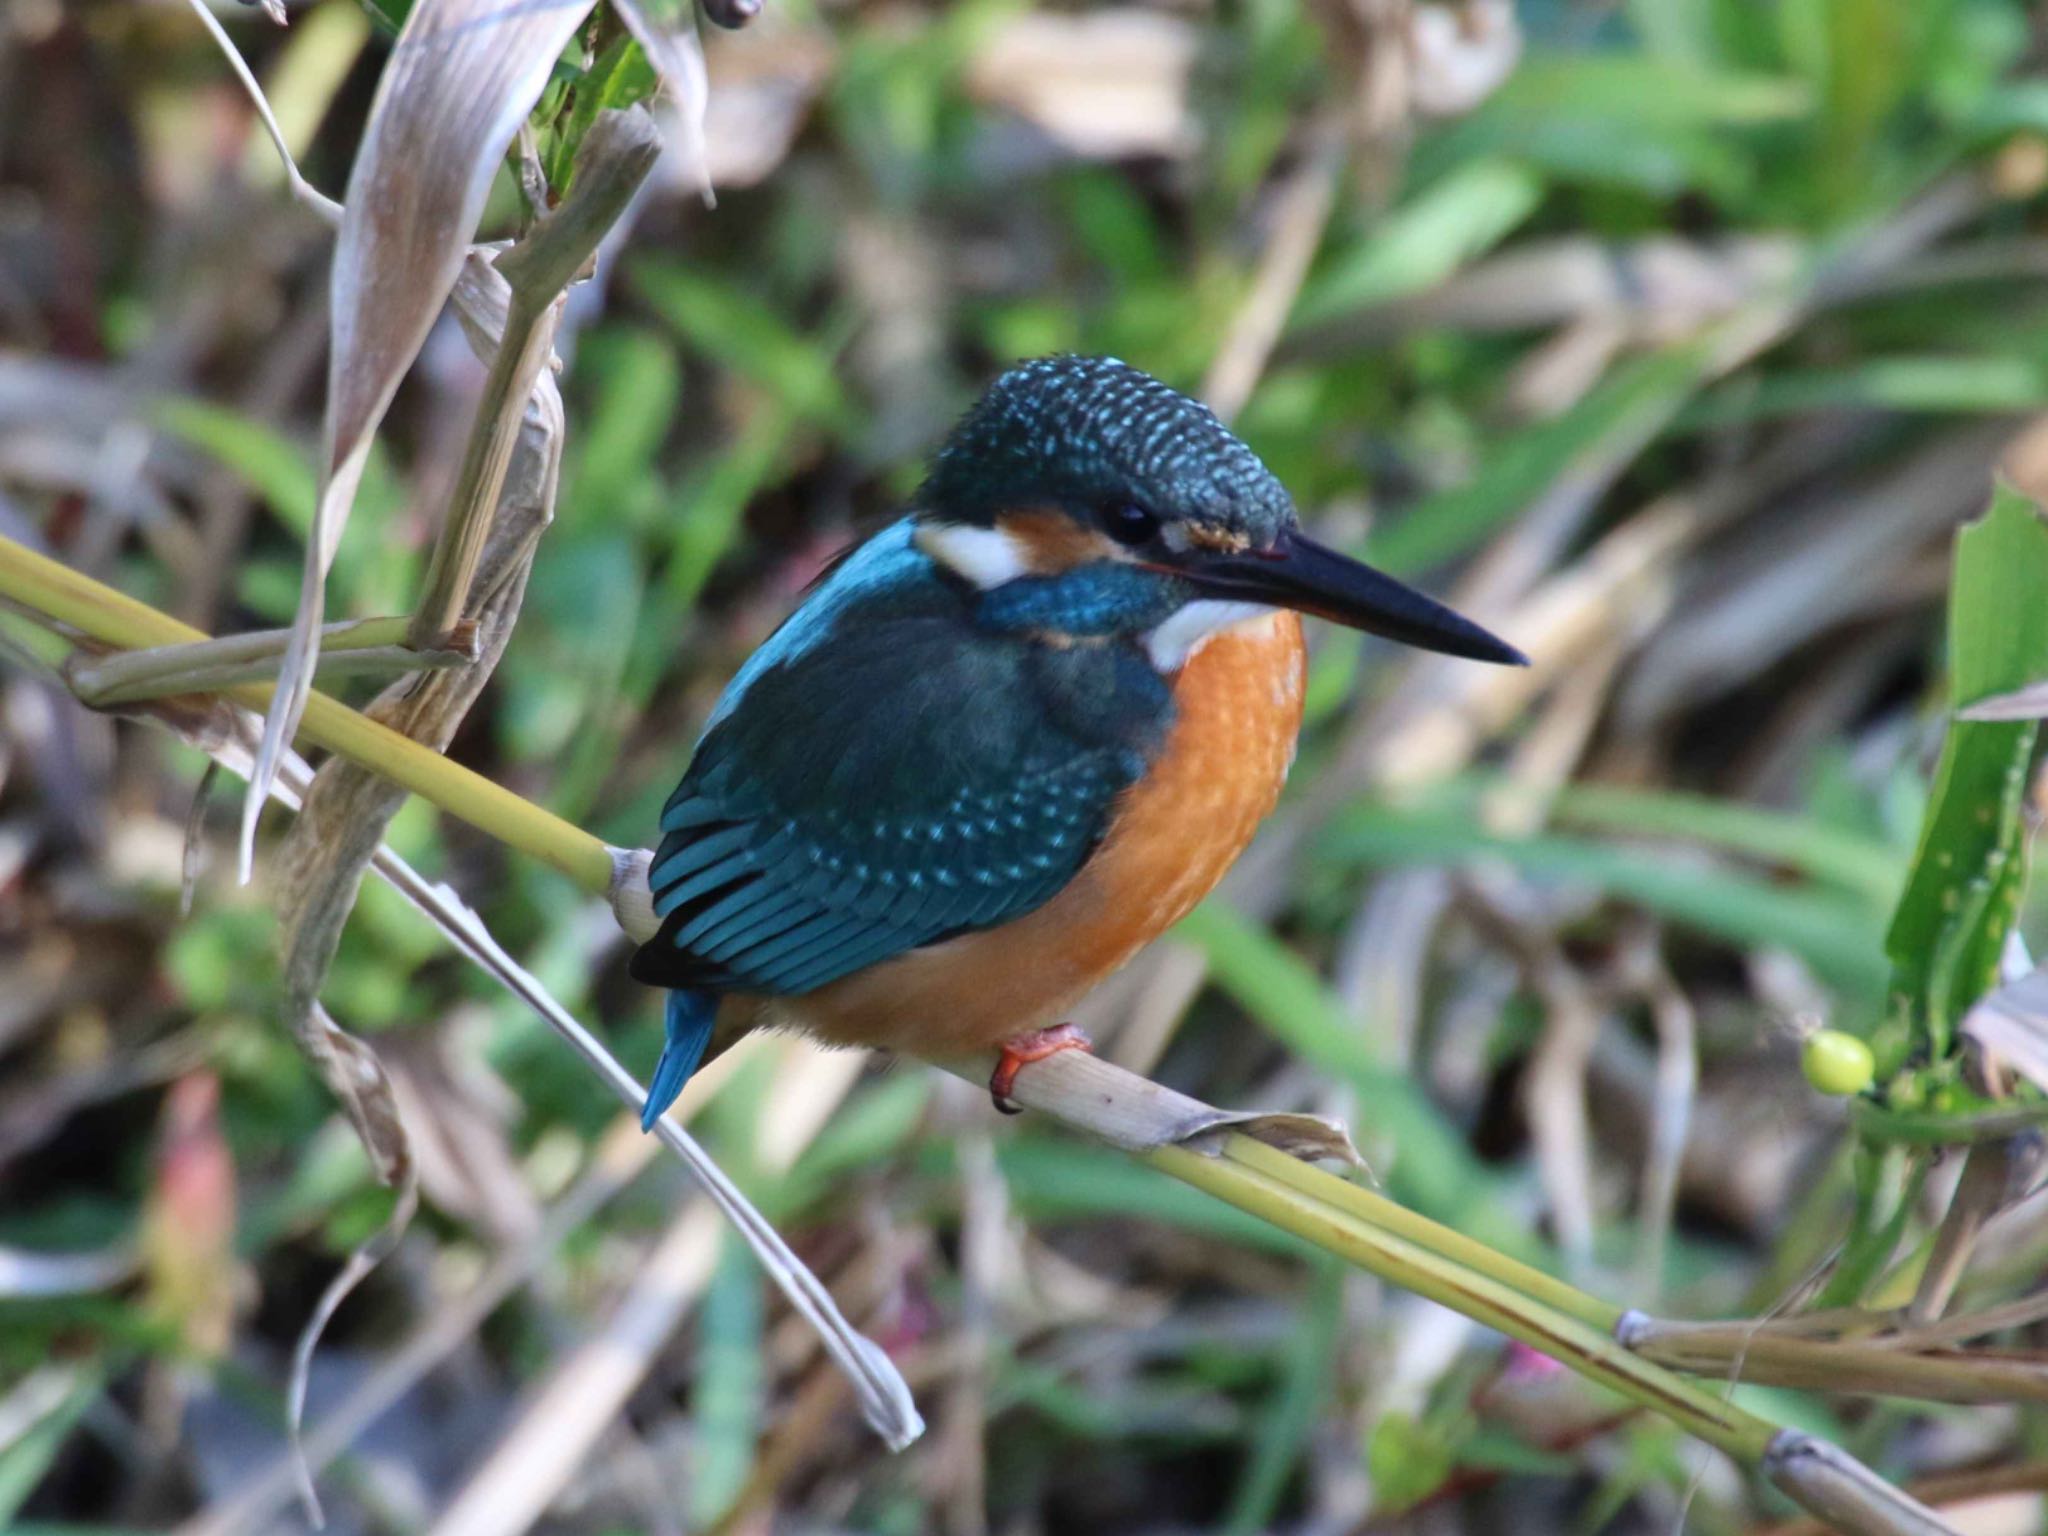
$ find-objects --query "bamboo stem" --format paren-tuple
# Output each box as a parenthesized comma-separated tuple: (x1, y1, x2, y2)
(1220, 1132, 1621, 1332)
(0, 533, 611, 891)
(1617, 1314, 2048, 1404)
(1148, 1142, 1774, 1461)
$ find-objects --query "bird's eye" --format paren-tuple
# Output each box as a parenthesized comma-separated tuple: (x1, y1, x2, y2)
(1101, 501, 1159, 546)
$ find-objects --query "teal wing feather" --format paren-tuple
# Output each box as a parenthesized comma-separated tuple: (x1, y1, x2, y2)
(628, 521, 1172, 998)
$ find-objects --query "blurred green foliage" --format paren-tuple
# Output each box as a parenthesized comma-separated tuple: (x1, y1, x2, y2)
(13, 0, 2048, 1527)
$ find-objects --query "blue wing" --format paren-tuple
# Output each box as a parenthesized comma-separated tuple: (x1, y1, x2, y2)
(628, 519, 1173, 999)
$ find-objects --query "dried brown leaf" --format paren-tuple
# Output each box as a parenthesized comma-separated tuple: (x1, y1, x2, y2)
(1963, 965, 2048, 1098)
(946, 1039, 1366, 1163)
(287, 1112, 419, 1527)
(241, 0, 596, 880)
(1960, 681, 2048, 722)
(610, 0, 713, 201)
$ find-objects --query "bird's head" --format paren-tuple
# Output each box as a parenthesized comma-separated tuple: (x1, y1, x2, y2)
(912, 355, 1526, 669)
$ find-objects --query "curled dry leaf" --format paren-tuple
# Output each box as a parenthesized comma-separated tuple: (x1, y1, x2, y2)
(1407, 0, 1521, 119)
(610, 0, 714, 202)
(302, 1005, 413, 1188)
(1960, 680, 2048, 722)
(1763, 1431, 1958, 1536)
(287, 1090, 420, 1528)
(241, 0, 596, 882)
(958, 1039, 1367, 1164)
(1962, 966, 2048, 1099)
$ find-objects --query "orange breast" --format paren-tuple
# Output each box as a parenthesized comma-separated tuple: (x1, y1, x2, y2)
(780, 610, 1307, 1057)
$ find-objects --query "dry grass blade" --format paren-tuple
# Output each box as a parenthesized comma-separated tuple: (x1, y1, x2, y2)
(409, 108, 661, 644)
(1619, 1313, 2048, 1404)
(1962, 966, 2048, 1095)
(284, 1118, 420, 1529)
(180, 0, 344, 224)
(1764, 1434, 1958, 1536)
(1959, 681, 2048, 721)
(66, 616, 476, 705)
(368, 849, 927, 1453)
(0, 541, 1972, 1531)
(240, 0, 596, 881)
(608, 0, 714, 202)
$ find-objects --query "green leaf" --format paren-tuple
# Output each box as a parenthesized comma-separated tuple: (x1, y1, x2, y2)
(1324, 805, 1891, 999)
(1882, 483, 2048, 1052)
(1493, 56, 1812, 128)
(0, 1367, 100, 1524)
(1684, 355, 2048, 428)
(546, 33, 658, 190)
(1294, 160, 1543, 327)
(1366, 339, 1718, 576)
(631, 260, 855, 432)
(154, 399, 316, 535)
(1223, 1263, 1342, 1534)
(690, 1235, 766, 1526)
(1545, 780, 1903, 910)
(1365, 1409, 1462, 1514)
(563, 327, 679, 533)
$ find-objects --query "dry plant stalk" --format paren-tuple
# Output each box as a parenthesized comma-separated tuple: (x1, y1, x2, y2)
(241, 0, 600, 879)
(261, 104, 657, 1190)
(66, 615, 477, 705)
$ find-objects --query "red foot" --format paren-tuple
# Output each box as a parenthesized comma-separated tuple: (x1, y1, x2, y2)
(989, 1023, 1093, 1114)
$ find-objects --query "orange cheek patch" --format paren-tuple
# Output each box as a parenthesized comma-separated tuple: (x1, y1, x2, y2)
(996, 508, 1121, 573)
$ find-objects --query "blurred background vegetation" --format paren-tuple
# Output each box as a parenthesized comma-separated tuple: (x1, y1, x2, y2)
(7, 0, 2048, 1531)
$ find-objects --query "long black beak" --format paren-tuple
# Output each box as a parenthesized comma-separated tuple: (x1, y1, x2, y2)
(1180, 530, 1528, 665)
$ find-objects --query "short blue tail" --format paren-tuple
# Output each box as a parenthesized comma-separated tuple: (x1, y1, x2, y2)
(642, 989, 718, 1131)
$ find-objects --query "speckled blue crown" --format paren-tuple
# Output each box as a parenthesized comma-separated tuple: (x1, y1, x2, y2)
(917, 356, 1296, 544)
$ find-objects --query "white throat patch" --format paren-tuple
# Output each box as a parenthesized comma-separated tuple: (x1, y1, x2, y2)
(913, 522, 1028, 589)
(1144, 600, 1276, 671)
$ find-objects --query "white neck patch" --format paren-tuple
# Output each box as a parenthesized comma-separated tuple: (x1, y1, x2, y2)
(1144, 600, 1275, 671)
(913, 521, 1029, 589)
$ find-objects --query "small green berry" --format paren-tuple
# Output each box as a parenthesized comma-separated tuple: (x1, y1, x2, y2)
(1802, 1030, 1875, 1096)
(1887, 1073, 1926, 1112)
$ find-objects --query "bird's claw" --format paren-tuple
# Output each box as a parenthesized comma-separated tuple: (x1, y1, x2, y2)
(989, 1023, 1093, 1113)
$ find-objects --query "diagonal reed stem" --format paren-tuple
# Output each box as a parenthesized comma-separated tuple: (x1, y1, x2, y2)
(66, 614, 476, 704)
(0, 532, 612, 892)
(1150, 1139, 1769, 1460)
(0, 529, 1958, 1535)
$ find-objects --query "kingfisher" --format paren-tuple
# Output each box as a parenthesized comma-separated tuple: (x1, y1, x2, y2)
(629, 356, 1525, 1126)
